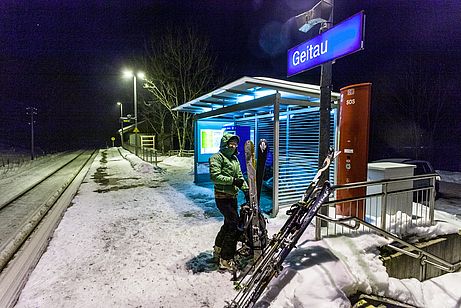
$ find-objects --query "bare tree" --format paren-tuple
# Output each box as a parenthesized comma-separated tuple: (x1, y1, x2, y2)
(377, 56, 449, 159)
(139, 99, 171, 153)
(142, 28, 221, 154)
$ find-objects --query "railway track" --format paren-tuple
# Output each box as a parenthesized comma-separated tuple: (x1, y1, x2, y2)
(0, 149, 97, 308)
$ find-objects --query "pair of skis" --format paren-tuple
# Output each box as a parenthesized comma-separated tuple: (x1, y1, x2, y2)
(227, 148, 339, 308)
(240, 139, 268, 262)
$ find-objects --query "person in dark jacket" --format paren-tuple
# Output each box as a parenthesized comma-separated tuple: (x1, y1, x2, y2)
(209, 133, 249, 271)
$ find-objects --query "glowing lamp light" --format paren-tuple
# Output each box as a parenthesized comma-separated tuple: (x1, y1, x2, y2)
(123, 70, 134, 78)
(137, 72, 145, 80)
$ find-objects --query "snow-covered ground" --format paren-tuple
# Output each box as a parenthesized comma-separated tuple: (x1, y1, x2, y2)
(14, 148, 461, 307)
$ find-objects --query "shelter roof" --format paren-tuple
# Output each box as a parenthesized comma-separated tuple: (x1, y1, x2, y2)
(173, 76, 340, 119)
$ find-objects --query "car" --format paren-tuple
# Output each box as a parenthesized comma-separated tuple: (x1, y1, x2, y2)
(372, 158, 440, 199)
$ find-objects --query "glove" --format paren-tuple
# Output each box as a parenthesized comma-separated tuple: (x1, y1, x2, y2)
(232, 177, 244, 188)
(244, 190, 250, 203)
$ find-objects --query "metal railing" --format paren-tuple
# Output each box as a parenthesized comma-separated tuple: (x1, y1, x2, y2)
(315, 173, 438, 239)
(312, 173, 461, 280)
(316, 213, 461, 280)
(167, 149, 194, 157)
(123, 144, 158, 165)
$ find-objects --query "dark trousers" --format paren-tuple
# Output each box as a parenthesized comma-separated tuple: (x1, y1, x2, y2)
(214, 197, 240, 260)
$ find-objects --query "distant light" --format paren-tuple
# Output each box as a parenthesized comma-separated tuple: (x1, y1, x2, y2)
(137, 72, 145, 80)
(117, 102, 122, 106)
(123, 70, 134, 78)
(235, 89, 277, 103)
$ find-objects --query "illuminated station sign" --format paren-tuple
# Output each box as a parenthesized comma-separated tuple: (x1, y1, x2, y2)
(287, 11, 365, 77)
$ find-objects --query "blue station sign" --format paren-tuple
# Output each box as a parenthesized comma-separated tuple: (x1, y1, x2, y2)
(287, 11, 365, 77)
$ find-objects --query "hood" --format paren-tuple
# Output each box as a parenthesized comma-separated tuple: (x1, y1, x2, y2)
(220, 133, 240, 150)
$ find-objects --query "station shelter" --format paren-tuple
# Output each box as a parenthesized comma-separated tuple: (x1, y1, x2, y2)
(174, 77, 340, 217)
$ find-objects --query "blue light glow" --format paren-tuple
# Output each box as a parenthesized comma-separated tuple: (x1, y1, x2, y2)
(236, 89, 277, 103)
(287, 11, 364, 77)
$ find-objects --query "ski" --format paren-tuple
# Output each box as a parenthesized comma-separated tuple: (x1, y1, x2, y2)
(244, 140, 264, 261)
(226, 148, 340, 308)
(255, 139, 268, 205)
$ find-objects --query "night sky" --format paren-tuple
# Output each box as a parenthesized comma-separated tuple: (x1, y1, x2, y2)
(1, 1, 460, 168)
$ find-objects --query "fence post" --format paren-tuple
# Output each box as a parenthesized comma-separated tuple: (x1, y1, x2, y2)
(315, 216, 322, 240)
(429, 176, 436, 225)
(381, 182, 388, 230)
(419, 255, 427, 281)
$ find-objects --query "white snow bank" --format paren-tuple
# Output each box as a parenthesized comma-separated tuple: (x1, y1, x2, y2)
(161, 155, 194, 168)
(118, 148, 164, 174)
(386, 211, 460, 241)
(386, 272, 461, 307)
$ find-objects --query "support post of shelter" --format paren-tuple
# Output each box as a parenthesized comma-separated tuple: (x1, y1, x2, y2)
(193, 118, 199, 183)
(272, 92, 281, 217)
(319, 63, 332, 182)
(318, 2, 334, 226)
(134, 76, 139, 156)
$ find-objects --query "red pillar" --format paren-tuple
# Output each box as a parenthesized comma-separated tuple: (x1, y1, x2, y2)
(336, 83, 372, 218)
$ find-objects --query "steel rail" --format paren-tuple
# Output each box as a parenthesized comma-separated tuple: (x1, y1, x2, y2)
(0, 150, 96, 270)
(0, 150, 87, 211)
(0, 150, 97, 308)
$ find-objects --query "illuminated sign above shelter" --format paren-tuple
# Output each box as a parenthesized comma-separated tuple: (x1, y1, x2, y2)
(287, 11, 365, 77)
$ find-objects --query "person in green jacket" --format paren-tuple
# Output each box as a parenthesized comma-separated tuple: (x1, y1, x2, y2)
(209, 133, 249, 271)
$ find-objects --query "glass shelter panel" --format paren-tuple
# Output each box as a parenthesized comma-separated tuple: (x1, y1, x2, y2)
(277, 108, 336, 207)
(235, 108, 337, 211)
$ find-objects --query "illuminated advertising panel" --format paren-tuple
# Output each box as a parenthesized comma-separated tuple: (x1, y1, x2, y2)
(200, 129, 223, 154)
(287, 11, 365, 77)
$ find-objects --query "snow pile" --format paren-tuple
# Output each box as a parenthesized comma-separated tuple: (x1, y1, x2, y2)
(161, 155, 194, 169)
(324, 234, 392, 295)
(405, 220, 460, 240)
(435, 210, 461, 229)
(118, 148, 164, 174)
(260, 234, 392, 307)
(386, 210, 459, 241)
(386, 273, 461, 307)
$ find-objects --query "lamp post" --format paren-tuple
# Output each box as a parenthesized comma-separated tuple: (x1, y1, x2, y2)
(117, 102, 124, 147)
(26, 107, 37, 160)
(123, 70, 145, 156)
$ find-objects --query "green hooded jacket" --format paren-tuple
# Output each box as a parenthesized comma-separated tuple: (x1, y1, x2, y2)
(209, 133, 248, 197)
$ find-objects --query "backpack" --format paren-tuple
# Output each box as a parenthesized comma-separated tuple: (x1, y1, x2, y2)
(238, 204, 268, 252)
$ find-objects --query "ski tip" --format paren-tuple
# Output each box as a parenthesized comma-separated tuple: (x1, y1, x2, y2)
(258, 140, 267, 152)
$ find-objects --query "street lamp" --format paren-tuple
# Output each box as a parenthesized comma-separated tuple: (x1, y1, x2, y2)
(117, 102, 124, 147)
(123, 69, 145, 155)
(26, 107, 37, 160)
(294, 0, 333, 33)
